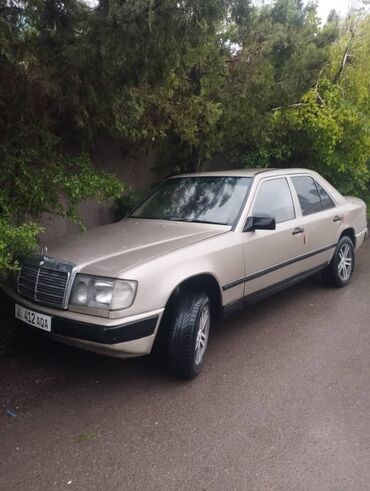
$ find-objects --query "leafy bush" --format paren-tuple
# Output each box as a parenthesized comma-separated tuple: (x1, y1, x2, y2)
(234, 13, 370, 196)
(0, 219, 40, 276)
(112, 187, 144, 221)
(268, 78, 370, 195)
(0, 139, 123, 275)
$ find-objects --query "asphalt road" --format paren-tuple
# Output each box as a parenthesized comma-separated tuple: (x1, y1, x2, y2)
(1, 242, 370, 490)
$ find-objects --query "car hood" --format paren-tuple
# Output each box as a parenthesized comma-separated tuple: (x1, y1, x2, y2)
(44, 218, 230, 277)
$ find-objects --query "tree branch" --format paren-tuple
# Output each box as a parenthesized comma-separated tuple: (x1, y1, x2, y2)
(333, 20, 357, 83)
(271, 102, 309, 112)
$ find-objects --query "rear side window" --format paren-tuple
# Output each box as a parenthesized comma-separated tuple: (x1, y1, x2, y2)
(291, 176, 322, 216)
(253, 178, 295, 223)
(316, 181, 336, 210)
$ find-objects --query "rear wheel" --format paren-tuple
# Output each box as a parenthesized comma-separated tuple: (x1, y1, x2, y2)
(322, 236, 355, 288)
(166, 291, 211, 379)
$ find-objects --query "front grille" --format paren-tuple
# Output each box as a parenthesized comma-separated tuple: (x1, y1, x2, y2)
(18, 263, 39, 301)
(18, 257, 74, 309)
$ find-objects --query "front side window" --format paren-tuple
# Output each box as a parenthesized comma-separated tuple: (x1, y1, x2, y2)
(131, 176, 251, 226)
(291, 176, 322, 216)
(252, 178, 295, 223)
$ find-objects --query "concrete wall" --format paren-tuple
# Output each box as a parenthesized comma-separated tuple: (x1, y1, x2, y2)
(40, 140, 157, 243)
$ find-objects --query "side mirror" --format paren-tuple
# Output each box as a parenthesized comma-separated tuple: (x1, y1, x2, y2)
(243, 216, 276, 232)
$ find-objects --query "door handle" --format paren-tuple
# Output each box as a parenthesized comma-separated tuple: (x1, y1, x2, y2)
(333, 215, 343, 223)
(292, 227, 304, 235)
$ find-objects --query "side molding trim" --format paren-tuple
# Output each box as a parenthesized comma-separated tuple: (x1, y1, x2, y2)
(222, 243, 336, 291)
(222, 263, 327, 319)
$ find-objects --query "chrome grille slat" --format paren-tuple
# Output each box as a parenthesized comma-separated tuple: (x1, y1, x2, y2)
(36, 288, 65, 296)
(35, 268, 68, 306)
(17, 257, 74, 309)
(37, 287, 66, 294)
(18, 264, 38, 301)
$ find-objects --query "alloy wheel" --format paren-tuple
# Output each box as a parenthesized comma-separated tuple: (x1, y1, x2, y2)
(337, 243, 353, 281)
(194, 305, 210, 366)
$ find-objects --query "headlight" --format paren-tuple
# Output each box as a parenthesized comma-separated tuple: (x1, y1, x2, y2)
(70, 275, 137, 311)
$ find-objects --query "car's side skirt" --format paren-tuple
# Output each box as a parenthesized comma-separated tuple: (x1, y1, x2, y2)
(222, 264, 327, 320)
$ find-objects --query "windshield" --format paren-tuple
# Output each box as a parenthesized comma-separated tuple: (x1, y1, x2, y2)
(131, 176, 251, 226)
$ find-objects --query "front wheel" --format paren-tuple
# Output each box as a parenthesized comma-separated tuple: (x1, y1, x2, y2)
(322, 236, 355, 288)
(167, 291, 211, 379)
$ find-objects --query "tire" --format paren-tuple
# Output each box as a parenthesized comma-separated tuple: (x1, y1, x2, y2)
(167, 291, 211, 379)
(322, 236, 355, 288)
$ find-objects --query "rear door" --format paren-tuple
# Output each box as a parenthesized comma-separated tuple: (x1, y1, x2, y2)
(289, 174, 339, 270)
(241, 176, 307, 297)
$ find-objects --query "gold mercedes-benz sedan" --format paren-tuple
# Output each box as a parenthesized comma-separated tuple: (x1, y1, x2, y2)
(3, 169, 367, 378)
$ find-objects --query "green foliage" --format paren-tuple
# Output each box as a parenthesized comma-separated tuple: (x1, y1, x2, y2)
(271, 79, 370, 194)
(0, 143, 123, 223)
(222, 3, 370, 195)
(0, 1, 125, 274)
(112, 187, 144, 221)
(0, 133, 123, 271)
(0, 219, 40, 275)
(256, 11, 370, 195)
(219, 0, 337, 164)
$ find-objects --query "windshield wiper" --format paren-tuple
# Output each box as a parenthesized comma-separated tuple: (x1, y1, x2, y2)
(131, 216, 226, 226)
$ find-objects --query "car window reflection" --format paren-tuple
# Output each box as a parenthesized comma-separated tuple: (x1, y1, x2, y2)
(132, 177, 251, 226)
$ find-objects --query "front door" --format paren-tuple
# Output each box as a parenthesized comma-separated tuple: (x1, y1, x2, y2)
(242, 176, 307, 297)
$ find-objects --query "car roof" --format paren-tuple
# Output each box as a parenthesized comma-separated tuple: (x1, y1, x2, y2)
(174, 168, 314, 178)
(173, 167, 345, 204)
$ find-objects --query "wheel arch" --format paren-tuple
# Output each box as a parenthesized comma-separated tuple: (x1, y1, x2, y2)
(152, 273, 223, 356)
(164, 273, 223, 321)
(340, 227, 356, 248)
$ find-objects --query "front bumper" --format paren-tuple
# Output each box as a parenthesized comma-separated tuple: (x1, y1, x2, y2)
(51, 315, 159, 345)
(2, 285, 164, 358)
(355, 227, 368, 249)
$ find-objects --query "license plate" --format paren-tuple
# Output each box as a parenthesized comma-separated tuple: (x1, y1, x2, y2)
(15, 304, 52, 332)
